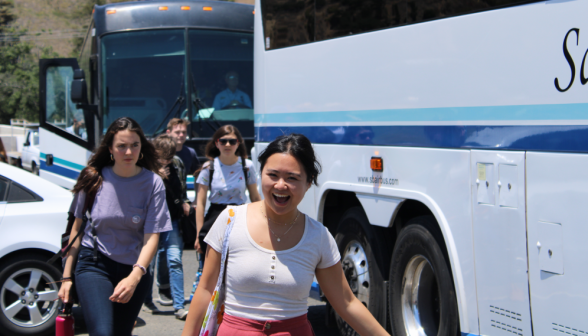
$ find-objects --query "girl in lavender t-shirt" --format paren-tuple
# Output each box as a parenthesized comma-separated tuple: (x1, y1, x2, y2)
(58, 117, 172, 336)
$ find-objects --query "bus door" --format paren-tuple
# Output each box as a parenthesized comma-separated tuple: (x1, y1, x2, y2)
(470, 150, 532, 336)
(39, 58, 94, 189)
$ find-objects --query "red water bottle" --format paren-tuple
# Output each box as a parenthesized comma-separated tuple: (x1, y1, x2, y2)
(55, 303, 74, 336)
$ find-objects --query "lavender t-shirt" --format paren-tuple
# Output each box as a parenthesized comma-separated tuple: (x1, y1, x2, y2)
(72, 166, 172, 265)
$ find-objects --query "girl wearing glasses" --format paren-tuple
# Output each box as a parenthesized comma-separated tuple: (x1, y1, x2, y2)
(194, 125, 261, 266)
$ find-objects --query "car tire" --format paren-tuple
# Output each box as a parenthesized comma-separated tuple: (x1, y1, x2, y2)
(389, 217, 459, 336)
(31, 163, 39, 176)
(332, 207, 387, 336)
(0, 254, 61, 336)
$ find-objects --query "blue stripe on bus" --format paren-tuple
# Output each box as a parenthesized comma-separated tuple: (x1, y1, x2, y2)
(40, 153, 85, 171)
(461, 333, 479, 336)
(40, 159, 80, 180)
(254, 103, 588, 124)
(256, 125, 588, 152)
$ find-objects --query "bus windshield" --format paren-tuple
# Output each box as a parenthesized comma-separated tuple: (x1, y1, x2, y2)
(188, 30, 254, 138)
(102, 29, 186, 136)
(101, 29, 253, 137)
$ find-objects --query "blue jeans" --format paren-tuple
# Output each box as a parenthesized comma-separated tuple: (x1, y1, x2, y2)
(75, 246, 151, 336)
(157, 219, 184, 310)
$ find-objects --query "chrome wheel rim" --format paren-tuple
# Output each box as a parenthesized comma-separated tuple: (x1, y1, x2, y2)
(401, 255, 440, 336)
(341, 240, 370, 306)
(1, 268, 59, 328)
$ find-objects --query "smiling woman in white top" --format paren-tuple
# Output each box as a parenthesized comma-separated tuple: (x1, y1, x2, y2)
(183, 134, 389, 336)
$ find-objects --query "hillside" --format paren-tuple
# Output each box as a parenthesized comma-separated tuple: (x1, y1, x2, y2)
(9, 0, 254, 58)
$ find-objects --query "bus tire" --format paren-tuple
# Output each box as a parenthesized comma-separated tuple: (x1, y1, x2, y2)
(332, 207, 386, 336)
(389, 218, 459, 336)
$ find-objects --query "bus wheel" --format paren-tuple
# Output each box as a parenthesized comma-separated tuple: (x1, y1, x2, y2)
(332, 207, 386, 336)
(389, 218, 458, 336)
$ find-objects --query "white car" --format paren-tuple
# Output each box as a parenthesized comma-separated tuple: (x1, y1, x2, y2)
(21, 130, 40, 176)
(0, 162, 72, 336)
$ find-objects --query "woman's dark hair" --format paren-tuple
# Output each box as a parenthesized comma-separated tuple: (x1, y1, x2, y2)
(258, 133, 321, 186)
(196, 125, 248, 175)
(72, 117, 160, 195)
(204, 125, 247, 159)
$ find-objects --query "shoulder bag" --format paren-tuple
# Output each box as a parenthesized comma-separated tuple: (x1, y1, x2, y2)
(199, 206, 237, 336)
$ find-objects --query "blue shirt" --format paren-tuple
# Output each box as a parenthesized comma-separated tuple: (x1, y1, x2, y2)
(176, 146, 199, 176)
(212, 88, 252, 110)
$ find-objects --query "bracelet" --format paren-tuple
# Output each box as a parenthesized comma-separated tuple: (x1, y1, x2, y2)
(61, 277, 72, 282)
(133, 264, 146, 275)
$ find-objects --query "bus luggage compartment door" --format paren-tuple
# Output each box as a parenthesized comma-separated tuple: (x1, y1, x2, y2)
(526, 152, 588, 336)
(470, 150, 532, 336)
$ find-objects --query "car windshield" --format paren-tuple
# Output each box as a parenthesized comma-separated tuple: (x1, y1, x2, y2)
(188, 30, 254, 137)
(101, 30, 186, 136)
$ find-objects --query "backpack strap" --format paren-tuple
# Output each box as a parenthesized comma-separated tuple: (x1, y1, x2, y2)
(47, 190, 97, 265)
(241, 157, 249, 184)
(208, 159, 214, 190)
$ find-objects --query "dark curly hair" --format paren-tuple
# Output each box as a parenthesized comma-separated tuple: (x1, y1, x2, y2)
(258, 133, 322, 186)
(72, 117, 160, 195)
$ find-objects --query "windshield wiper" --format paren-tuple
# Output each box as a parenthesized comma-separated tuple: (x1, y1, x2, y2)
(193, 95, 221, 132)
(153, 71, 187, 135)
(190, 72, 221, 132)
(153, 95, 185, 135)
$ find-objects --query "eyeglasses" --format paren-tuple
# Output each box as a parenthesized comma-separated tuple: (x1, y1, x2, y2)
(218, 138, 238, 146)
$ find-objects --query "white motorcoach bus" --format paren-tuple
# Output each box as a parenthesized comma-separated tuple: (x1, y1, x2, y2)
(252, 0, 588, 336)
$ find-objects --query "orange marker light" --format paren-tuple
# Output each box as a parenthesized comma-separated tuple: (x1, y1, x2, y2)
(370, 157, 383, 172)
(252, 10, 255, 14)
(181, 6, 190, 10)
(106, 9, 116, 14)
(159, 6, 168, 11)
(203, 6, 213, 11)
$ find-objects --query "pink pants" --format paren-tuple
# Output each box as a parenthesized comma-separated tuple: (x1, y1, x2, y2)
(217, 313, 316, 336)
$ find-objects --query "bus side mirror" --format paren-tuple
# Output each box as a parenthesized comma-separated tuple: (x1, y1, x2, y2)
(71, 69, 88, 105)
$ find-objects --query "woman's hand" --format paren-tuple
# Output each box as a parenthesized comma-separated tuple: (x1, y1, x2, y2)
(58, 281, 74, 304)
(109, 273, 141, 304)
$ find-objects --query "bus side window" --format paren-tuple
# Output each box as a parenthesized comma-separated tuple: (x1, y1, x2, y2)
(45, 66, 87, 140)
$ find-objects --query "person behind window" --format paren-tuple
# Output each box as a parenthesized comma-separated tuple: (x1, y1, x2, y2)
(65, 112, 87, 140)
(57, 117, 172, 336)
(212, 71, 252, 110)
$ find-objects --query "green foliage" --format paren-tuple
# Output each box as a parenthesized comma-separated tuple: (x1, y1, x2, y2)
(0, 27, 58, 124)
(0, 0, 133, 124)
(0, 0, 15, 28)
(0, 0, 59, 124)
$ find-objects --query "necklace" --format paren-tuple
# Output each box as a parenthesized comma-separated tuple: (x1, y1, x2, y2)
(262, 208, 300, 242)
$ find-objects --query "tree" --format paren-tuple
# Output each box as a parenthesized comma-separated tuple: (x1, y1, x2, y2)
(0, 0, 58, 123)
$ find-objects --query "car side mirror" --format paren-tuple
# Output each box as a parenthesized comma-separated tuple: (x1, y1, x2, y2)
(71, 69, 88, 105)
(23, 141, 29, 147)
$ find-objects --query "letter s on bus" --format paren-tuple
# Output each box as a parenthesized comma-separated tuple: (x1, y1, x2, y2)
(555, 28, 580, 92)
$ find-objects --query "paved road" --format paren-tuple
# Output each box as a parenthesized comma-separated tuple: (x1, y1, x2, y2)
(74, 249, 339, 336)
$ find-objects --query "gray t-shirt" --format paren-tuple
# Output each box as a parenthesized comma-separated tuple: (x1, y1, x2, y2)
(73, 166, 172, 265)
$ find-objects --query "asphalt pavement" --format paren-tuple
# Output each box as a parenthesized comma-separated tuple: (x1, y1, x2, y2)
(74, 249, 340, 336)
